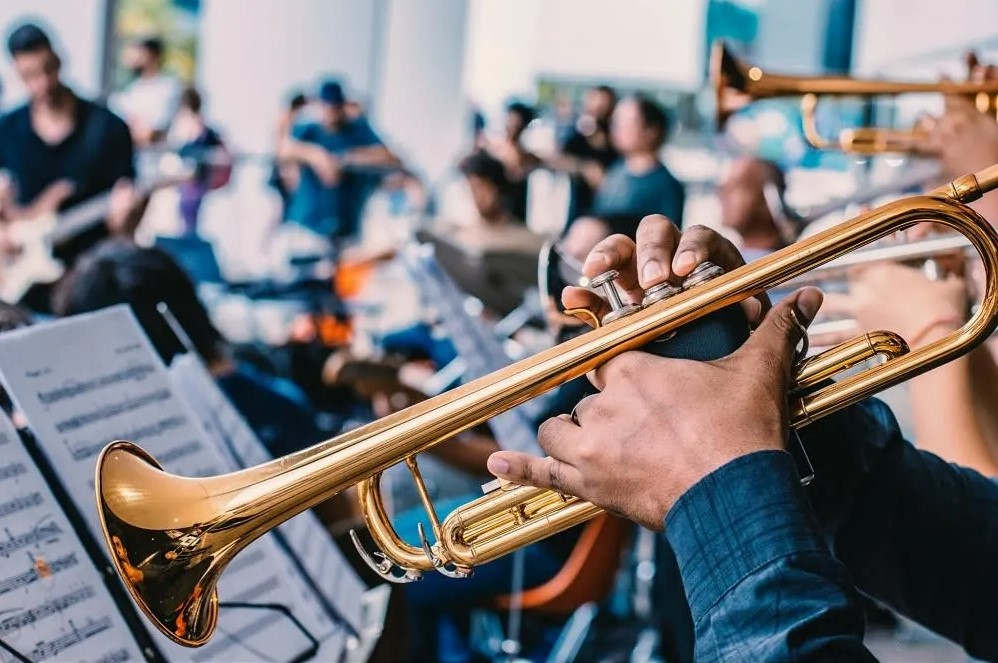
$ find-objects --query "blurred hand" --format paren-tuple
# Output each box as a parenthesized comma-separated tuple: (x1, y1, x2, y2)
(310, 148, 342, 186)
(32, 179, 75, 216)
(106, 179, 138, 235)
(924, 53, 998, 179)
(563, 215, 771, 327)
(823, 262, 969, 349)
(487, 288, 823, 529)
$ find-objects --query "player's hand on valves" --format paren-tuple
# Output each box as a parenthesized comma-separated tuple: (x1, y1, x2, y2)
(563, 215, 771, 327)
(487, 287, 823, 530)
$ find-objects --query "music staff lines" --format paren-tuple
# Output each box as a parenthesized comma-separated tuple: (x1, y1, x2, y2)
(229, 577, 280, 604)
(0, 586, 96, 636)
(29, 616, 113, 662)
(0, 463, 27, 482)
(36, 364, 156, 405)
(95, 647, 132, 663)
(192, 613, 280, 663)
(54, 389, 171, 434)
(224, 547, 266, 576)
(69, 415, 188, 461)
(0, 522, 61, 558)
(0, 492, 43, 518)
(0, 553, 79, 597)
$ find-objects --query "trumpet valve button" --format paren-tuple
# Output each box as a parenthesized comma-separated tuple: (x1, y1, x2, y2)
(589, 269, 641, 324)
(682, 261, 725, 288)
(641, 282, 683, 307)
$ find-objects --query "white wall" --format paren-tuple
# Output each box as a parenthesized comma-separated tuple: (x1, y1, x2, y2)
(0, 0, 106, 107)
(373, 0, 470, 182)
(197, 0, 382, 154)
(464, 0, 706, 123)
(854, 0, 998, 74)
(533, 0, 706, 86)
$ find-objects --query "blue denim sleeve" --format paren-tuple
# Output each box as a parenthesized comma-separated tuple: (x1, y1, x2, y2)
(802, 398, 998, 661)
(665, 450, 876, 662)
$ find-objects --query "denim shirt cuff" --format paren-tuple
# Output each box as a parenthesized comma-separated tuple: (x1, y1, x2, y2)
(665, 450, 829, 623)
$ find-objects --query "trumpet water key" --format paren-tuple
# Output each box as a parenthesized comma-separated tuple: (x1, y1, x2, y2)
(96, 165, 998, 647)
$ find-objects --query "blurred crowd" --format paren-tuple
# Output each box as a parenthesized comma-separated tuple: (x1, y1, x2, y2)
(4, 17, 998, 663)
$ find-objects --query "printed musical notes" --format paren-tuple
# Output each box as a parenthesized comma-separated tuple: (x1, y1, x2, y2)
(169, 354, 368, 633)
(0, 307, 341, 662)
(0, 410, 144, 663)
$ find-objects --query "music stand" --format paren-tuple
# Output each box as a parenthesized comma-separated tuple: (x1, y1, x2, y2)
(414, 227, 544, 316)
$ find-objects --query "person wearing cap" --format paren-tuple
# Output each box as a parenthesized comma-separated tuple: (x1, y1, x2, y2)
(278, 80, 400, 244)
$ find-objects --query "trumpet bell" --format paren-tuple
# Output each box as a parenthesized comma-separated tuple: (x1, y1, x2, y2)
(96, 441, 221, 647)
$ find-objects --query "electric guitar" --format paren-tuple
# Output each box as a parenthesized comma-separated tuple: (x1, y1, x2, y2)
(0, 170, 191, 303)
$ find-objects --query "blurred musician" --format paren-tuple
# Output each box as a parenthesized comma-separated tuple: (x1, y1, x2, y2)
(823, 263, 998, 475)
(0, 23, 140, 267)
(719, 157, 799, 261)
(593, 94, 685, 226)
(488, 217, 998, 662)
(110, 36, 182, 148)
(549, 85, 620, 222)
(483, 101, 541, 222)
(278, 79, 400, 245)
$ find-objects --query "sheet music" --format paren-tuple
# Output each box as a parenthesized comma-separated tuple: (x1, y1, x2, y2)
(404, 245, 543, 455)
(0, 307, 342, 663)
(0, 410, 146, 663)
(168, 353, 367, 633)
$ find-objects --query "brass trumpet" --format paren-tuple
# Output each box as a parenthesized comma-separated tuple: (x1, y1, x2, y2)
(712, 41, 998, 154)
(96, 166, 998, 647)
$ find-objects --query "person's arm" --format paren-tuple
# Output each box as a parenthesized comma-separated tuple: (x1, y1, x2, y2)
(802, 398, 998, 661)
(667, 451, 876, 662)
(342, 123, 401, 170)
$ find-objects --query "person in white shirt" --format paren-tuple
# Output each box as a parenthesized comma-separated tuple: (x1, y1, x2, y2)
(110, 36, 181, 147)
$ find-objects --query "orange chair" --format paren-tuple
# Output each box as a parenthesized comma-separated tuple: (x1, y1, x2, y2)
(494, 514, 631, 615)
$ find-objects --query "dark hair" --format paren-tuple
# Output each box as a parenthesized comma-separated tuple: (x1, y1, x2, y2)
(137, 36, 165, 58)
(53, 240, 224, 366)
(592, 85, 617, 103)
(0, 301, 32, 333)
(179, 87, 202, 114)
(628, 94, 670, 146)
(7, 23, 52, 57)
(289, 92, 307, 112)
(506, 101, 537, 127)
(459, 150, 508, 189)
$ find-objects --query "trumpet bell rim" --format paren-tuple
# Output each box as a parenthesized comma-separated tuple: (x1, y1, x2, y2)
(95, 440, 219, 647)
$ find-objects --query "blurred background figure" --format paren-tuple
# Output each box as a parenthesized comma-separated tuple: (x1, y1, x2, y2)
(112, 36, 181, 147)
(594, 94, 685, 225)
(170, 87, 231, 236)
(278, 79, 400, 250)
(483, 100, 541, 222)
(718, 157, 798, 261)
(552, 85, 619, 224)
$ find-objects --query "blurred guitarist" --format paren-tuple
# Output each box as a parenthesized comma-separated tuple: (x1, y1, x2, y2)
(0, 22, 143, 306)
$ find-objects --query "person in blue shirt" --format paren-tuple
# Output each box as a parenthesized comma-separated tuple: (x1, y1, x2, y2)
(593, 94, 685, 227)
(488, 216, 998, 662)
(278, 80, 400, 242)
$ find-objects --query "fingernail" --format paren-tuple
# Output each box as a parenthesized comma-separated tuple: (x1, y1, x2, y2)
(641, 260, 663, 284)
(487, 456, 510, 475)
(586, 252, 611, 271)
(674, 251, 697, 274)
(794, 288, 824, 325)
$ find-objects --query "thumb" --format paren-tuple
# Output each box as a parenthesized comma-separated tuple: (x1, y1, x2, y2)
(739, 287, 824, 380)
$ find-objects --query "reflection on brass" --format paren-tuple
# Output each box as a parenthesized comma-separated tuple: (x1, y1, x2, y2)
(713, 41, 998, 155)
(96, 164, 998, 646)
